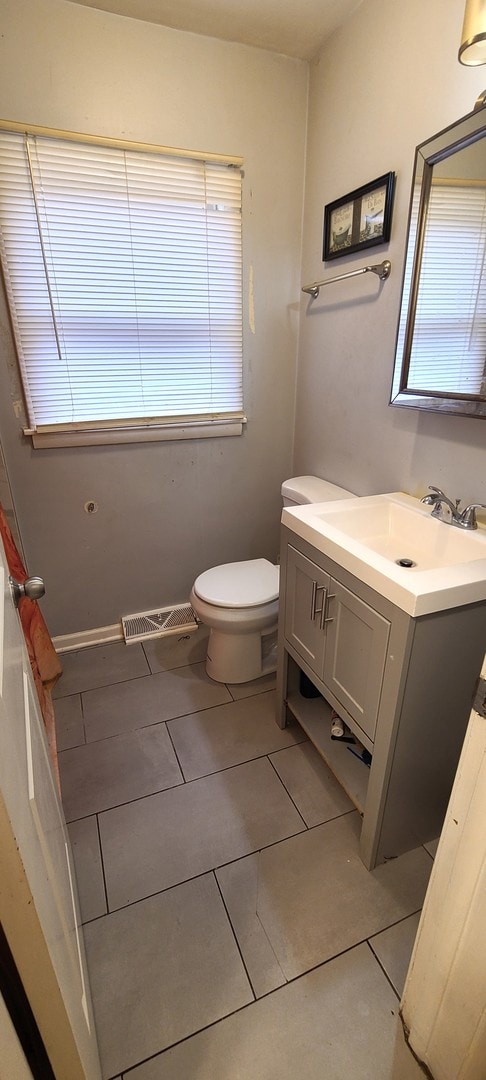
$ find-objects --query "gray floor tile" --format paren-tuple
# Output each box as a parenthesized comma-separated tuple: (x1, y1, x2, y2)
(227, 671, 277, 699)
(142, 626, 209, 673)
(53, 641, 149, 698)
(60, 649, 438, 1080)
(369, 912, 421, 997)
(216, 814, 432, 988)
(424, 837, 439, 858)
(126, 943, 424, 1080)
(59, 723, 183, 820)
(82, 663, 231, 743)
(270, 741, 354, 827)
(167, 691, 306, 781)
(99, 757, 306, 909)
(54, 694, 85, 751)
(84, 873, 253, 1079)
(68, 816, 106, 923)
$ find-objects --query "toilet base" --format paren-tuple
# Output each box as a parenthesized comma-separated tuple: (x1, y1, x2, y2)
(206, 626, 277, 683)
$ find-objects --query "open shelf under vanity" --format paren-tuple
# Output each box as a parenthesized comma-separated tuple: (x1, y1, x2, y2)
(286, 688, 369, 815)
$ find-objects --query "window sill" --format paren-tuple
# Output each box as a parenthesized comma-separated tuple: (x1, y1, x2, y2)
(25, 418, 246, 449)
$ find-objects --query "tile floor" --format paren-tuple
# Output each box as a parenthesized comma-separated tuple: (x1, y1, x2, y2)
(54, 628, 432, 1080)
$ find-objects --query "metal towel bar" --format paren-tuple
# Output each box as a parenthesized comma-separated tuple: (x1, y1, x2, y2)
(302, 259, 391, 299)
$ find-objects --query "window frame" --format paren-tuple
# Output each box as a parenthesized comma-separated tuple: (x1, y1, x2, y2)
(0, 121, 246, 448)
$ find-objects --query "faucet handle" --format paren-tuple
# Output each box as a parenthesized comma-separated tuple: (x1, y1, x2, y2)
(458, 503, 486, 530)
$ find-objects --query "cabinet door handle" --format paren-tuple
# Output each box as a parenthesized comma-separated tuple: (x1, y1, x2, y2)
(317, 586, 327, 628)
(323, 592, 336, 626)
(310, 580, 318, 620)
(310, 581, 326, 623)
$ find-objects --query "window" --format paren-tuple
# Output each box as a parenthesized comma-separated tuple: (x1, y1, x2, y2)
(0, 127, 244, 447)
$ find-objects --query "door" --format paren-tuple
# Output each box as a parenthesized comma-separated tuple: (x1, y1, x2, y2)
(323, 579, 390, 742)
(0, 989, 33, 1080)
(0, 534, 101, 1079)
(284, 545, 330, 677)
(401, 680, 486, 1078)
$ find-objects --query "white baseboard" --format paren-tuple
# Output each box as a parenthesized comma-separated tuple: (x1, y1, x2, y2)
(53, 622, 123, 653)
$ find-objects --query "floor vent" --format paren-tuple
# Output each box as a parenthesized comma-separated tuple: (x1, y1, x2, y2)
(122, 604, 198, 644)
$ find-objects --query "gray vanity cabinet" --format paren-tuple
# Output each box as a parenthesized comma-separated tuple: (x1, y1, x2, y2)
(285, 545, 390, 742)
(276, 525, 486, 870)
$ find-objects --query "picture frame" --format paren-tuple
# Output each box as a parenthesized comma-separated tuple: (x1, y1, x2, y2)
(323, 172, 395, 261)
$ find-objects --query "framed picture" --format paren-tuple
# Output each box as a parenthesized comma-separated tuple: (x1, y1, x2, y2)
(323, 172, 395, 261)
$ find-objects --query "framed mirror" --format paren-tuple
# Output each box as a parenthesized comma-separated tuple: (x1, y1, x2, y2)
(390, 103, 486, 418)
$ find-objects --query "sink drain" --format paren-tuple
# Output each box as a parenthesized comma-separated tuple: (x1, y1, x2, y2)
(396, 557, 416, 568)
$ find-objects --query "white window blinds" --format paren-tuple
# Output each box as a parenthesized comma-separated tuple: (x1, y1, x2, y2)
(406, 182, 486, 397)
(0, 130, 244, 444)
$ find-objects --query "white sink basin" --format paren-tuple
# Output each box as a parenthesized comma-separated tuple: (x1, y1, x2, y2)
(282, 492, 486, 615)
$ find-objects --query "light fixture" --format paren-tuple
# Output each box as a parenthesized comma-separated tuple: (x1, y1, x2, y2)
(459, 0, 486, 65)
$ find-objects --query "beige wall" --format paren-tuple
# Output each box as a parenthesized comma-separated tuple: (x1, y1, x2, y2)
(0, 0, 308, 636)
(295, 0, 486, 508)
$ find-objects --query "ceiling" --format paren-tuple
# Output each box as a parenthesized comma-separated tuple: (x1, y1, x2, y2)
(67, 0, 364, 61)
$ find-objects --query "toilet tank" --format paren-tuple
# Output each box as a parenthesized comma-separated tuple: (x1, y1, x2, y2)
(281, 475, 355, 506)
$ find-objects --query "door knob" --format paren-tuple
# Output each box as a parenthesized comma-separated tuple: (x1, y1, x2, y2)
(9, 575, 46, 606)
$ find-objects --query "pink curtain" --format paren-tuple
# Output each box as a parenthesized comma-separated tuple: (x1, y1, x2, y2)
(0, 504, 62, 786)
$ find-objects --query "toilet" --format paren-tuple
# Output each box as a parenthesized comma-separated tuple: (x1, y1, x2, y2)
(190, 476, 355, 684)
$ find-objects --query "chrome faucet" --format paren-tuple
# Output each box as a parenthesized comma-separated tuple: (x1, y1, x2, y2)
(420, 486, 486, 530)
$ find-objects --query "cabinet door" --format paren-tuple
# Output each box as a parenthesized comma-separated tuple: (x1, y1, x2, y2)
(323, 578, 390, 741)
(284, 546, 330, 677)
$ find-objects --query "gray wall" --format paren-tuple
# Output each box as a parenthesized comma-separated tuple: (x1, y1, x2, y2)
(295, 0, 486, 508)
(0, 0, 308, 636)
(1, 0, 485, 642)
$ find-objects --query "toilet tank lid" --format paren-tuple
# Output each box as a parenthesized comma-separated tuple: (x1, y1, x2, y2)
(281, 476, 355, 503)
(193, 559, 279, 608)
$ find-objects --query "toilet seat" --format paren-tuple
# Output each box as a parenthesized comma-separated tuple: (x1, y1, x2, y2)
(193, 559, 279, 609)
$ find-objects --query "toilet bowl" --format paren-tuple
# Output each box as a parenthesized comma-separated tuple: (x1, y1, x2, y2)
(190, 559, 279, 684)
(190, 476, 355, 684)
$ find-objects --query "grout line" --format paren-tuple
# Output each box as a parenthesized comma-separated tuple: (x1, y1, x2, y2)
(266, 753, 309, 828)
(84, 811, 359, 919)
(79, 691, 87, 745)
(61, 714, 182, 752)
(95, 812, 110, 917)
(114, 932, 414, 1078)
(90, 824, 310, 917)
(365, 939, 402, 1002)
(56, 641, 210, 702)
(61, 774, 185, 826)
(57, 670, 151, 703)
(62, 680, 277, 749)
(63, 741, 301, 824)
(213, 870, 257, 1001)
(253, 848, 289, 984)
(368, 907, 422, 941)
(164, 719, 187, 781)
(74, 687, 246, 747)
(115, 988, 265, 1079)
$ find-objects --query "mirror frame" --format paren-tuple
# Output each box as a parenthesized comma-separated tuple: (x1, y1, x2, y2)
(390, 103, 486, 419)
